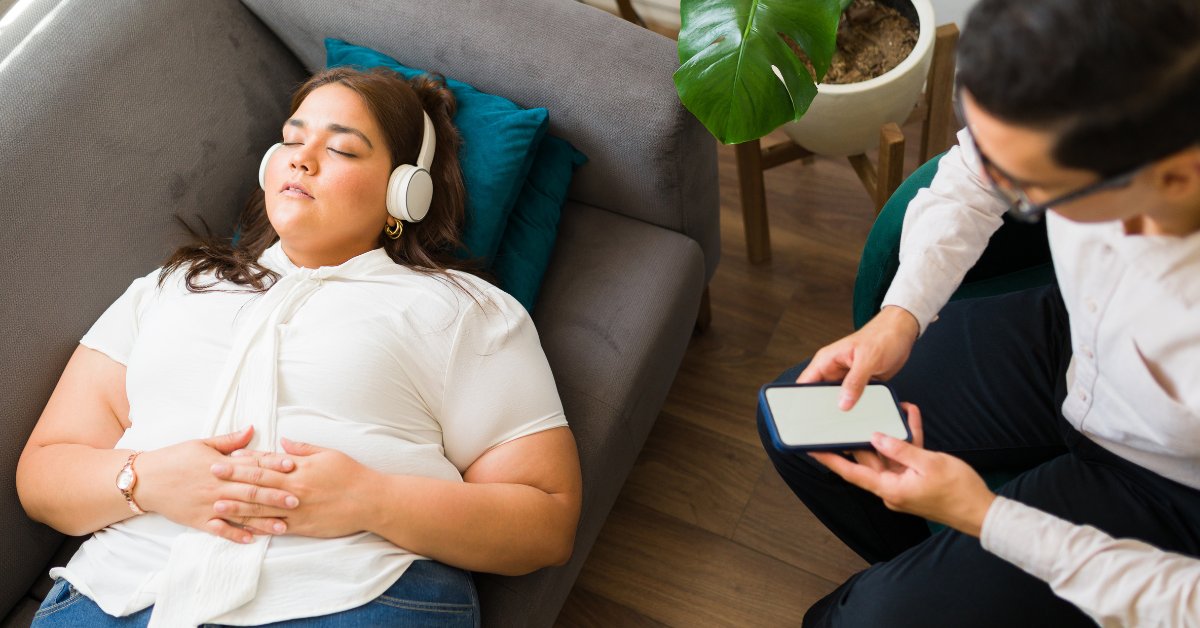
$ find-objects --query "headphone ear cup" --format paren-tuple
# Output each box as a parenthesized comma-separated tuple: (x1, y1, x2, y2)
(259, 143, 284, 191)
(386, 165, 433, 223)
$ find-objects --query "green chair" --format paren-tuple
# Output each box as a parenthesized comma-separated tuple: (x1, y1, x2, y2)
(852, 152, 1055, 532)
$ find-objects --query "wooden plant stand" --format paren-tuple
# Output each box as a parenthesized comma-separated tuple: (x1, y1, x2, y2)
(737, 23, 960, 264)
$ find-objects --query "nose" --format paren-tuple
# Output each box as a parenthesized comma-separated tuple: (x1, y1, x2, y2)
(287, 143, 318, 176)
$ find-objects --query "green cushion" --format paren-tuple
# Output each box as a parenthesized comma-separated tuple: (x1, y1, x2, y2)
(326, 39, 548, 266)
(492, 135, 587, 311)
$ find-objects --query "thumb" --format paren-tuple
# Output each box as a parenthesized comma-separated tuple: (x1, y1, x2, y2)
(281, 437, 324, 456)
(871, 432, 928, 470)
(206, 426, 254, 454)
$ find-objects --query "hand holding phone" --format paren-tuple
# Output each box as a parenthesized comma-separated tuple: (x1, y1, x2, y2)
(759, 382, 911, 451)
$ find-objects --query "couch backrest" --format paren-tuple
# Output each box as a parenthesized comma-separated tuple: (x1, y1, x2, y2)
(241, 0, 720, 279)
(0, 0, 305, 616)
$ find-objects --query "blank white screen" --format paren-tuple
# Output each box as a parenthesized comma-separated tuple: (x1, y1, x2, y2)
(766, 384, 907, 447)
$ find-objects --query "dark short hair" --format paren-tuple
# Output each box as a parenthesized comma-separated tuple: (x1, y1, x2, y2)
(958, 0, 1200, 176)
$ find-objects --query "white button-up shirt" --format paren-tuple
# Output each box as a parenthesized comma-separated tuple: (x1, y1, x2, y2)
(882, 129, 1200, 625)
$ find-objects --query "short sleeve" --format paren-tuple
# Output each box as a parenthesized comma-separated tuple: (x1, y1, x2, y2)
(439, 287, 568, 472)
(79, 269, 162, 366)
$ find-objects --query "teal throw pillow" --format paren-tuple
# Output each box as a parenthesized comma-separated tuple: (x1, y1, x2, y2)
(325, 38, 548, 265)
(493, 135, 588, 311)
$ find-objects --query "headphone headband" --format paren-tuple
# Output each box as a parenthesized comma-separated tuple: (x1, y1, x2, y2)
(415, 111, 435, 170)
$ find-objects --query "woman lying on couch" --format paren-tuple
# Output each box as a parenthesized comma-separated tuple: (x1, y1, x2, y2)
(16, 66, 582, 628)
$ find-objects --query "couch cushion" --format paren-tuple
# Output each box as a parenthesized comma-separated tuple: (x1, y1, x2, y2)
(493, 135, 588, 311)
(471, 203, 706, 626)
(326, 38, 549, 266)
(0, 0, 306, 617)
(241, 0, 721, 281)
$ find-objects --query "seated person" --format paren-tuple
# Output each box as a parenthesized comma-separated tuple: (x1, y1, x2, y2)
(760, 0, 1200, 625)
(16, 66, 582, 627)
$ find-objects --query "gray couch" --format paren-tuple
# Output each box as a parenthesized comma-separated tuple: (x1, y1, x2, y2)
(0, 1, 718, 625)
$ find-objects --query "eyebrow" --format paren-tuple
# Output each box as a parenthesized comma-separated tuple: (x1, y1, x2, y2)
(285, 119, 374, 150)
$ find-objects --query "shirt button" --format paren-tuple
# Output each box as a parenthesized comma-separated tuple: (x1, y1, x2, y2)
(1081, 346, 1094, 360)
(1086, 299, 1098, 313)
(1077, 388, 1089, 402)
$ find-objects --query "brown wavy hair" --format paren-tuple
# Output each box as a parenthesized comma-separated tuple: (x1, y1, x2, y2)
(161, 66, 480, 292)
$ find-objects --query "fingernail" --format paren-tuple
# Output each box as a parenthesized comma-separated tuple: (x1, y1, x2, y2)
(284, 496, 299, 508)
(280, 458, 294, 471)
(214, 501, 229, 513)
(230, 450, 247, 458)
(211, 463, 230, 475)
(839, 395, 853, 410)
(241, 535, 253, 544)
(273, 522, 286, 534)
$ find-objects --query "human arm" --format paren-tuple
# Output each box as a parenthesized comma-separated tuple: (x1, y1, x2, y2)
(982, 497, 1200, 627)
(800, 130, 1009, 408)
(214, 427, 582, 575)
(16, 345, 297, 542)
(811, 406, 1200, 626)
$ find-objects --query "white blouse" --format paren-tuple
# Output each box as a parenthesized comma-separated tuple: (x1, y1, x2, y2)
(51, 242, 568, 626)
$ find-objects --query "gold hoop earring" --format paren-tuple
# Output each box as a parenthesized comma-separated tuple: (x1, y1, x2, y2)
(384, 221, 403, 240)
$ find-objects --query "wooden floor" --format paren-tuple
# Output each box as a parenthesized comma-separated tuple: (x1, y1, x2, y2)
(555, 126, 934, 626)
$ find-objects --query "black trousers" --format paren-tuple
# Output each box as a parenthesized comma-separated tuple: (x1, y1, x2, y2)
(760, 285, 1200, 627)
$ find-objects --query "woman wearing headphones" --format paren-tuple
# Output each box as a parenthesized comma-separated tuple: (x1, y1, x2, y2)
(16, 67, 582, 627)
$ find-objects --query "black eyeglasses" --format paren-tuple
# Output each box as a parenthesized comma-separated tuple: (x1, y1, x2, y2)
(967, 127, 1141, 223)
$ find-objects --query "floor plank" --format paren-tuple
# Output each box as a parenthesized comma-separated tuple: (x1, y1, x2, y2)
(568, 500, 838, 627)
(733, 462, 869, 585)
(620, 412, 766, 539)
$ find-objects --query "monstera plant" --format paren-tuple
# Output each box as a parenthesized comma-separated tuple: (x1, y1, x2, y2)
(674, 0, 854, 145)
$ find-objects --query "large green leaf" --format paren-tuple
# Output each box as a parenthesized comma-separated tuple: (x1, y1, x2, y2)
(675, 0, 843, 144)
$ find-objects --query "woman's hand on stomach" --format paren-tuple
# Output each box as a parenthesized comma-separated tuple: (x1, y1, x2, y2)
(209, 437, 378, 539)
(137, 426, 300, 544)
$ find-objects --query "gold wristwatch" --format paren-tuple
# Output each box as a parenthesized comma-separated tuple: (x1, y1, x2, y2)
(115, 451, 146, 515)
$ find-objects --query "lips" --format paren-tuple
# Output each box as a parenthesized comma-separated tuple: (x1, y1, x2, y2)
(280, 181, 314, 199)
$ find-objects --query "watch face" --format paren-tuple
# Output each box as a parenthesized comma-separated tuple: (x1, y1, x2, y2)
(116, 468, 135, 491)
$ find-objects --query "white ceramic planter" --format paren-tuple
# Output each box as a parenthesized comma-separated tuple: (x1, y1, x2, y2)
(782, 0, 936, 157)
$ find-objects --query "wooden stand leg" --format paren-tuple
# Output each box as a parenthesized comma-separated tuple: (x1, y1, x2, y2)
(736, 139, 771, 264)
(921, 23, 960, 162)
(694, 285, 712, 335)
(614, 0, 647, 27)
(876, 123, 905, 214)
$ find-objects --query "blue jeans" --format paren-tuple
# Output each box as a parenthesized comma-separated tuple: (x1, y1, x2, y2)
(32, 559, 480, 627)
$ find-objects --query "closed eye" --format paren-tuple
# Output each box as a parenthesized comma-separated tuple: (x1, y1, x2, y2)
(328, 148, 356, 157)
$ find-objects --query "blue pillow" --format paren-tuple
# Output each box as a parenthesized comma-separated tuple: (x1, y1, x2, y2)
(493, 135, 588, 311)
(325, 39, 547, 265)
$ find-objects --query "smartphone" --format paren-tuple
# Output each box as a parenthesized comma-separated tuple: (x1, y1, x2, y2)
(759, 382, 911, 451)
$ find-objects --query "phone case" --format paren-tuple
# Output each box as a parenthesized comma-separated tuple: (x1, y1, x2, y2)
(758, 382, 911, 452)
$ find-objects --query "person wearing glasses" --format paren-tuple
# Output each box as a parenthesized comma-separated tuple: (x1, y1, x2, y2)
(760, 0, 1200, 625)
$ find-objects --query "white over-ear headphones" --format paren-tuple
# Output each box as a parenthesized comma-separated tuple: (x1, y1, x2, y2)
(259, 111, 436, 223)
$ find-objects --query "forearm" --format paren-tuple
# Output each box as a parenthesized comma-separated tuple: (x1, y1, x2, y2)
(17, 443, 138, 536)
(365, 472, 577, 576)
(882, 130, 1008, 333)
(981, 496, 1200, 626)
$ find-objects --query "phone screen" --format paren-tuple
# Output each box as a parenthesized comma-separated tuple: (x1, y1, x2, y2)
(762, 383, 909, 450)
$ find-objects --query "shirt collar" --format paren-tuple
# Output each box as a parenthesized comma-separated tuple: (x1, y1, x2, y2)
(1108, 223, 1200, 308)
(258, 241, 394, 280)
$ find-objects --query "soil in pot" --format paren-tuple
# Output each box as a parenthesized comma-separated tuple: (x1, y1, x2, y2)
(789, 0, 919, 84)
